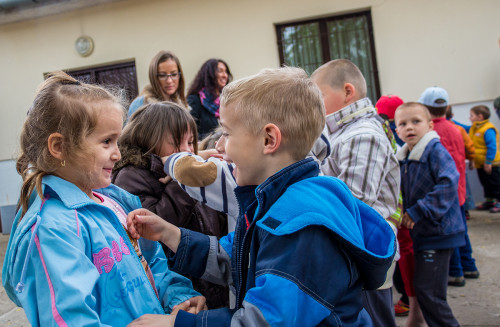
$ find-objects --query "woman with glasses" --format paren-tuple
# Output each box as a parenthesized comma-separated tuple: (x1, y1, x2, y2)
(187, 59, 232, 139)
(128, 50, 187, 118)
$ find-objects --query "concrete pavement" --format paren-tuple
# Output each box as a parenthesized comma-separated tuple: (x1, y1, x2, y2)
(0, 210, 499, 326)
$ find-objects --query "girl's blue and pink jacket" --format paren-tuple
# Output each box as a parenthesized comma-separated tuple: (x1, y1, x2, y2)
(2, 175, 199, 327)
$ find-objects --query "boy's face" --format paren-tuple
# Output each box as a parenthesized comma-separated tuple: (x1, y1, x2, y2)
(216, 104, 267, 186)
(470, 111, 483, 122)
(395, 105, 433, 150)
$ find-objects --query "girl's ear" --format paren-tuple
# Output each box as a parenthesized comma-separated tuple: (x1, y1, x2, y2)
(48, 133, 65, 160)
(262, 123, 281, 154)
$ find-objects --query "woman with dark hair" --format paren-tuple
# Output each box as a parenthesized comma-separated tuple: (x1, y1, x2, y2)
(128, 50, 187, 117)
(187, 58, 232, 139)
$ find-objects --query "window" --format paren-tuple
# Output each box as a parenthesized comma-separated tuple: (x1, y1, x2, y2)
(276, 11, 380, 102)
(64, 61, 139, 106)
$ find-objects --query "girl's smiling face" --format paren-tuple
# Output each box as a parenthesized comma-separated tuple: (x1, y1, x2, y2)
(58, 102, 123, 199)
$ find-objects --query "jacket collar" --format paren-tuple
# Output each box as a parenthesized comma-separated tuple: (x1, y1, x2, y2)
(325, 97, 375, 134)
(471, 119, 490, 129)
(235, 158, 319, 221)
(43, 175, 140, 211)
(396, 131, 440, 161)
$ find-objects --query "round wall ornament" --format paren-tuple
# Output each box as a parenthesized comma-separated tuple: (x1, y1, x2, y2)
(75, 36, 94, 57)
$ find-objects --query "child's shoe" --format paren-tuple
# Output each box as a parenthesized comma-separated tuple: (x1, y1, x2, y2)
(394, 300, 410, 316)
(490, 202, 500, 213)
(463, 270, 480, 279)
(448, 276, 466, 287)
(465, 210, 471, 220)
(476, 199, 495, 210)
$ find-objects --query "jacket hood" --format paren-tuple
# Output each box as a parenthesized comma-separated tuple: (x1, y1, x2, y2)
(256, 175, 396, 290)
(113, 144, 151, 173)
(396, 130, 440, 161)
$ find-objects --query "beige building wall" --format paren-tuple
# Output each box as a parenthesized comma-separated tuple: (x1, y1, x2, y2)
(0, 0, 499, 163)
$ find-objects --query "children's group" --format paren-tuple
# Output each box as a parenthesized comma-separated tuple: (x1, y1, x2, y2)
(2, 49, 497, 327)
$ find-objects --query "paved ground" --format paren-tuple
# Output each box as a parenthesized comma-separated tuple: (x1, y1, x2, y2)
(0, 210, 499, 326)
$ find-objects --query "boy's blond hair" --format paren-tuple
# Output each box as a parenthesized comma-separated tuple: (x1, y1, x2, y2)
(220, 67, 325, 160)
(394, 102, 431, 123)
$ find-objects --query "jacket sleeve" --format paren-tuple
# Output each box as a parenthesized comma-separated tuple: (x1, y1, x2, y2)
(139, 238, 201, 313)
(167, 228, 233, 286)
(165, 153, 239, 220)
(174, 227, 347, 327)
(459, 126, 475, 160)
(484, 128, 497, 163)
(406, 144, 460, 224)
(15, 210, 112, 327)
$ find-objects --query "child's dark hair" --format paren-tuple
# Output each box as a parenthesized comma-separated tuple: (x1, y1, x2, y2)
(423, 104, 447, 117)
(187, 59, 232, 97)
(471, 105, 490, 120)
(17, 71, 125, 218)
(119, 101, 198, 156)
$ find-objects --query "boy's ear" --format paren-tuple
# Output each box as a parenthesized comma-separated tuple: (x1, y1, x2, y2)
(48, 132, 65, 160)
(429, 120, 434, 130)
(344, 83, 356, 103)
(262, 123, 281, 154)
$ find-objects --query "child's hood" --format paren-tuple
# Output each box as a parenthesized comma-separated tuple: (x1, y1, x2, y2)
(256, 175, 396, 290)
(396, 130, 440, 161)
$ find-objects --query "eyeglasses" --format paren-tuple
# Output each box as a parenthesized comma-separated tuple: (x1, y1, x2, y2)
(157, 72, 181, 81)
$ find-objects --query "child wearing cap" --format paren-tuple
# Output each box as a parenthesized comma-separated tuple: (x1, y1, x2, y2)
(395, 102, 465, 327)
(376, 95, 405, 147)
(418, 86, 479, 287)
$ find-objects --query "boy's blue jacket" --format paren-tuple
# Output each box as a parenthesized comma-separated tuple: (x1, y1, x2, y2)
(2, 175, 199, 327)
(169, 158, 396, 326)
(397, 131, 465, 251)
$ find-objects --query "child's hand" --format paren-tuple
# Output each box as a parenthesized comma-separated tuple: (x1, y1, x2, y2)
(198, 149, 218, 160)
(126, 314, 176, 327)
(126, 209, 181, 252)
(402, 212, 415, 229)
(484, 163, 492, 174)
(159, 176, 172, 184)
(171, 296, 207, 315)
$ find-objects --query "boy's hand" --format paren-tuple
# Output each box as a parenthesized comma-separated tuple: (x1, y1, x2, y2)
(171, 296, 207, 315)
(126, 208, 181, 253)
(484, 163, 492, 174)
(402, 212, 415, 229)
(127, 314, 175, 327)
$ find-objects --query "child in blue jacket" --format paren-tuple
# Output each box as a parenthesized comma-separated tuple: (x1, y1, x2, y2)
(127, 67, 396, 327)
(2, 72, 204, 327)
(395, 102, 465, 327)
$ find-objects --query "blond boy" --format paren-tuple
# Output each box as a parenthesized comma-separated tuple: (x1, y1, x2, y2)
(126, 67, 395, 327)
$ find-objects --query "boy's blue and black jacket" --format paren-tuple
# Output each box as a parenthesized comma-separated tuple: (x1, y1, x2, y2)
(397, 131, 465, 252)
(168, 158, 396, 326)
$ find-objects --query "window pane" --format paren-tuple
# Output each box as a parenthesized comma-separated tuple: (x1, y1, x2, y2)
(281, 22, 322, 75)
(327, 16, 378, 102)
